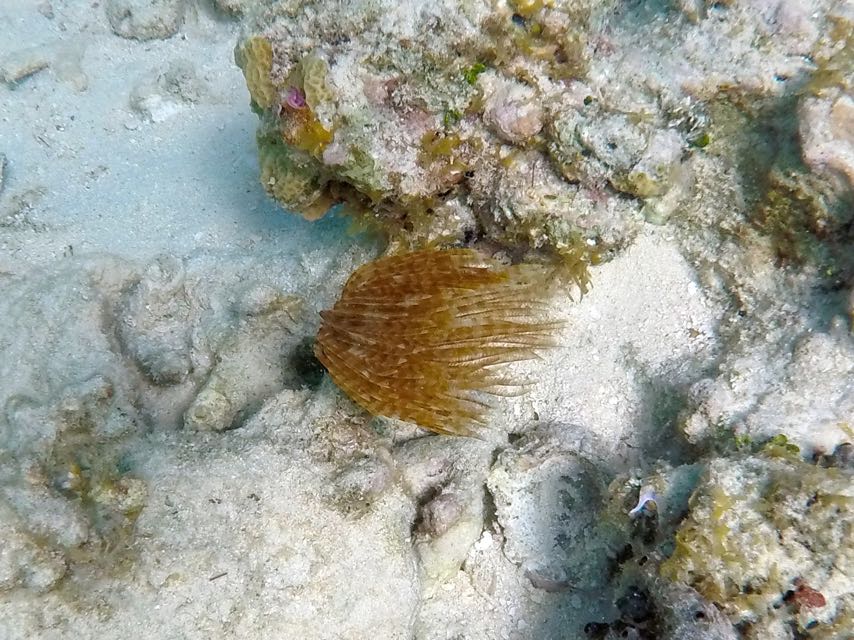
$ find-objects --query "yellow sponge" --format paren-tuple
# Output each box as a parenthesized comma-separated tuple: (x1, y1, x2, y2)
(257, 133, 331, 219)
(301, 54, 334, 110)
(236, 36, 277, 110)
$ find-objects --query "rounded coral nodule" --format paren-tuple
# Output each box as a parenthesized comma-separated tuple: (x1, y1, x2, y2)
(314, 248, 563, 436)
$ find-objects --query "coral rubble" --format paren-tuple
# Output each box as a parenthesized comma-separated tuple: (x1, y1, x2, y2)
(236, 0, 853, 296)
(661, 456, 853, 638)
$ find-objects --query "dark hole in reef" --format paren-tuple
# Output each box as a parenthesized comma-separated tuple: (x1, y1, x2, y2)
(736, 621, 754, 635)
(610, 621, 630, 637)
(617, 585, 654, 623)
(288, 337, 326, 389)
(410, 483, 444, 536)
(631, 510, 658, 545)
(607, 543, 635, 578)
(615, 544, 634, 563)
(583, 621, 611, 638)
(816, 275, 850, 293)
(694, 610, 706, 620)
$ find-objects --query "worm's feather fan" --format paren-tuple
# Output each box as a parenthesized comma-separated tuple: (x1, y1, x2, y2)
(315, 249, 563, 436)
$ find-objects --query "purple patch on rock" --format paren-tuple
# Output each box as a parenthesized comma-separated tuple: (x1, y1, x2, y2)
(285, 86, 307, 109)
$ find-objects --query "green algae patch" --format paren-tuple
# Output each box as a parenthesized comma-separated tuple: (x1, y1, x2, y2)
(755, 168, 853, 270)
(463, 62, 487, 86)
(660, 456, 853, 635)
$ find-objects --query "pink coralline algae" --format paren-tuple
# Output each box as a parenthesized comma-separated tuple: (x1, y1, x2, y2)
(284, 86, 307, 110)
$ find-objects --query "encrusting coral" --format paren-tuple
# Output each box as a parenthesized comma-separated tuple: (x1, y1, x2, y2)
(234, 35, 276, 111)
(314, 248, 563, 436)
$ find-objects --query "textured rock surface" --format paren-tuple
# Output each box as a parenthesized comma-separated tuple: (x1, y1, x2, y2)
(800, 90, 854, 193)
(0, 259, 144, 595)
(661, 456, 853, 638)
(0, 388, 421, 639)
(0, 46, 51, 85)
(235, 0, 853, 281)
(1, 0, 852, 638)
(488, 430, 617, 590)
(105, 0, 186, 41)
(212, 0, 267, 16)
(683, 326, 854, 456)
(129, 59, 209, 123)
(396, 437, 493, 589)
(656, 581, 740, 640)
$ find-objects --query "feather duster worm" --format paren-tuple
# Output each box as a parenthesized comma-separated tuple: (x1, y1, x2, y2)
(314, 249, 563, 436)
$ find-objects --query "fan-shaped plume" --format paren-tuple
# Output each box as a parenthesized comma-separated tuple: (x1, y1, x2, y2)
(314, 248, 564, 436)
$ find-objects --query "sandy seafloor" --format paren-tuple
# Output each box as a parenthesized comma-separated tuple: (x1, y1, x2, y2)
(0, 1, 852, 639)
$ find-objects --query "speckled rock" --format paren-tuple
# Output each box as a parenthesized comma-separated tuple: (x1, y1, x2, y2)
(118, 255, 193, 386)
(481, 74, 544, 144)
(683, 328, 854, 456)
(656, 581, 739, 640)
(660, 455, 853, 638)
(799, 90, 854, 194)
(0, 383, 421, 638)
(487, 429, 624, 591)
(0, 367, 147, 595)
(105, 0, 186, 41)
(395, 436, 494, 589)
(0, 499, 68, 593)
(212, 0, 266, 16)
(234, 0, 847, 271)
(129, 60, 208, 123)
(233, 0, 675, 259)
